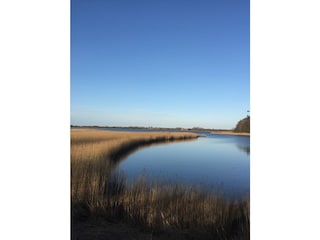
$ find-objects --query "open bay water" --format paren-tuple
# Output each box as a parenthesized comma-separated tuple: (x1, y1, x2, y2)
(115, 132, 250, 198)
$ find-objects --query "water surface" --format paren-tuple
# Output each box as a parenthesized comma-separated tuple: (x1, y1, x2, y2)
(116, 133, 250, 198)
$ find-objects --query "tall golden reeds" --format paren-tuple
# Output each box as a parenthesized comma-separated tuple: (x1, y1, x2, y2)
(71, 129, 249, 239)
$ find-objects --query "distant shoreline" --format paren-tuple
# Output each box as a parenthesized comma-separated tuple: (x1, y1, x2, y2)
(71, 125, 215, 132)
(211, 130, 250, 136)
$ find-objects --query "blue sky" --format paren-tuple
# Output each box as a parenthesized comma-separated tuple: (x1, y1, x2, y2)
(71, 0, 249, 129)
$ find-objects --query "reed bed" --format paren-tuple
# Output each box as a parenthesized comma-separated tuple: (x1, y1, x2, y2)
(71, 129, 250, 239)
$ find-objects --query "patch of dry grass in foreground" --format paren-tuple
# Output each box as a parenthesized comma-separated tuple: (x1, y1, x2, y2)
(71, 129, 250, 239)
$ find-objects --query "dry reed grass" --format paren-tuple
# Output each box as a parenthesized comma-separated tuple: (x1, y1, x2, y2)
(71, 129, 199, 161)
(211, 130, 250, 136)
(71, 129, 249, 239)
(71, 129, 199, 204)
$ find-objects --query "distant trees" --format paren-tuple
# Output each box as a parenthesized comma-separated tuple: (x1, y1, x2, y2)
(234, 116, 250, 133)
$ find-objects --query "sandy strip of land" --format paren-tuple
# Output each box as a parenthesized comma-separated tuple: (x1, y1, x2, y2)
(211, 131, 250, 136)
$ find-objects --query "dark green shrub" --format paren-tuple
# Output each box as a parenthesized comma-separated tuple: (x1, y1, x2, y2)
(234, 117, 250, 133)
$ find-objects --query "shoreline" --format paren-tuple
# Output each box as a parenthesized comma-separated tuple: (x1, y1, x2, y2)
(71, 129, 200, 161)
(211, 130, 250, 136)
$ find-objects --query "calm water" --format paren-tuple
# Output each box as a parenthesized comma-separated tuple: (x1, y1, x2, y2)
(115, 132, 250, 198)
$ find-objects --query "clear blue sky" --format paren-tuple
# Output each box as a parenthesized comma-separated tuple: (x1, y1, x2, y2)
(71, 0, 249, 129)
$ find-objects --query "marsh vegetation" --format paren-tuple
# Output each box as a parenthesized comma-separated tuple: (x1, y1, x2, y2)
(71, 129, 250, 239)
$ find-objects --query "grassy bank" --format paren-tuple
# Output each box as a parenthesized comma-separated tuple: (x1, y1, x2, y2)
(71, 129, 250, 239)
(71, 129, 199, 202)
(211, 130, 250, 136)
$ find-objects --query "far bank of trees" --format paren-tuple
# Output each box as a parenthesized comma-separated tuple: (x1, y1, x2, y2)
(234, 116, 250, 133)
